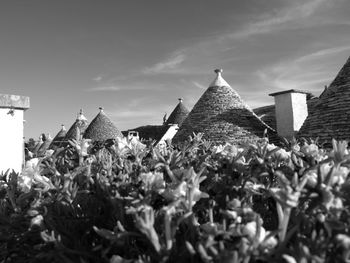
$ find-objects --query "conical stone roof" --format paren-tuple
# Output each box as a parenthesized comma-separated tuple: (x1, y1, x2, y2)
(83, 107, 123, 141)
(64, 109, 89, 142)
(173, 69, 278, 145)
(165, 98, 190, 126)
(49, 124, 67, 150)
(37, 134, 53, 156)
(298, 56, 350, 142)
(32, 135, 44, 156)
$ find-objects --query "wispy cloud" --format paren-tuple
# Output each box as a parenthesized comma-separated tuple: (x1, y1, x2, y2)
(87, 82, 165, 92)
(142, 50, 186, 75)
(107, 109, 158, 118)
(93, 75, 103, 82)
(229, 0, 328, 39)
(192, 81, 206, 90)
(295, 45, 350, 63)
(255, 44, 350, 94)
(88, 85, 121, 92)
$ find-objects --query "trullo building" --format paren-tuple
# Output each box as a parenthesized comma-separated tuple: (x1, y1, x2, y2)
(298, 56, 350, 143)
(173, 69, 279, 145)
(83, 107, 123, 141)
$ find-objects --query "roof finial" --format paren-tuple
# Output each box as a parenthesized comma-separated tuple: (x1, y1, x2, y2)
(61, 124, 66, 131)
(99, 107, 104, 112)
(77, 108, 88, 121)
(178, 98, 183, 103)
(214, 69, 223, 74)
(209, 68, 230, 88)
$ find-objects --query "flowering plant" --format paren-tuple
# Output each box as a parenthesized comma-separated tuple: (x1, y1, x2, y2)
(1, 136, 350, 262)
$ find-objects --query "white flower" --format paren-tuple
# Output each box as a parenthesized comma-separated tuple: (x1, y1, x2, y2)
(116, 137, 146, 152)
(44, 149, 54, 157)
(25, 158, 40, 169)
(213, 145, 224, 154)
(301, 143, 319, 157)
(242, 221, 266, 243)
(266, 144, 277, 152)
(140, 172, 165, 193)
(213, 143, 239, 158)
(274, 148, 290, 161)
(30, 214, 44, 228)
(304, 163, 348, 187)
(19, 158, 54, 192)
(242, 221, 277, 249)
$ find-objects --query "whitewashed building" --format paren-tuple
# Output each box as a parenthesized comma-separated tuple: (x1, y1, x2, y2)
(0, 94, 30, 174)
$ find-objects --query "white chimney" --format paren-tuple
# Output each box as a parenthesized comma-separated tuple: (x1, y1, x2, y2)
(269, 90, 309, 140)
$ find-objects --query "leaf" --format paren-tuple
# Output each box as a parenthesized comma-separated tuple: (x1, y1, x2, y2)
(282, 254, 297, 263)
(93, 226, 116, 240)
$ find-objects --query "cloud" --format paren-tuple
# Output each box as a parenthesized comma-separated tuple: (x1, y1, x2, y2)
(255, 44, 350, 94)
(295, 45, 350, 63)
(108, 109, 157, 118)
(134, 0, 334, 81)
(93, 75, 103, 82)
(87, 82, 165, 92)
(228, 0, 328, 39)
(87, 85, 121, 92)
(192, 81, 206, 90)
(142, 51, 186, 74)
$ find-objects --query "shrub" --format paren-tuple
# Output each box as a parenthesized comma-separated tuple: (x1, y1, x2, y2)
(1, 135, 350, 262)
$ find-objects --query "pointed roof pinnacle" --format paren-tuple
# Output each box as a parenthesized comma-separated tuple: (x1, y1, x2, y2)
(61, 124, 66, 131)
(164, 98, 190, 126)
(209, 69, 231, 88)
(77, 108, 87, 121)
(83, 107, 123, 141)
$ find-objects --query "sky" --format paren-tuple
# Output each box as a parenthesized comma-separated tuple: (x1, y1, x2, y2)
(1, 0, 350, 139)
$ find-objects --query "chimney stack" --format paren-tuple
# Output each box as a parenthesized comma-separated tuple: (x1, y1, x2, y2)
(269, 89, 309, 140)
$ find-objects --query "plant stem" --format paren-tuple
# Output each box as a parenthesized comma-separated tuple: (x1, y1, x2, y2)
(165, 212, 172, 250)
(280, 207, 291, 242)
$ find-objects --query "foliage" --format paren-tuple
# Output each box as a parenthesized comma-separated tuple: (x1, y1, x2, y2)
(2, 135, 350, 262)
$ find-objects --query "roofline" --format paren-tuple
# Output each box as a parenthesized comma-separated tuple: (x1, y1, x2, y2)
(0, 94, 30, 110)
(269, 89, 311, 97)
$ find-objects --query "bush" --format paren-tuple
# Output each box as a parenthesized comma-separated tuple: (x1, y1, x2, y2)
(1, 135, 350, 262)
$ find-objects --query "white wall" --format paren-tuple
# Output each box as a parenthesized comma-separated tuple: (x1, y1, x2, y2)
(274, 92, 308, 139)
(291, 93, 308, 132)
(0, 108, 24, 173)
(157, 124, 179, 147)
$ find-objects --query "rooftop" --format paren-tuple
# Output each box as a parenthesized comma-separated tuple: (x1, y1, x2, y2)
(269, 89, 311, 97)
(0, 94, 30, 109)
